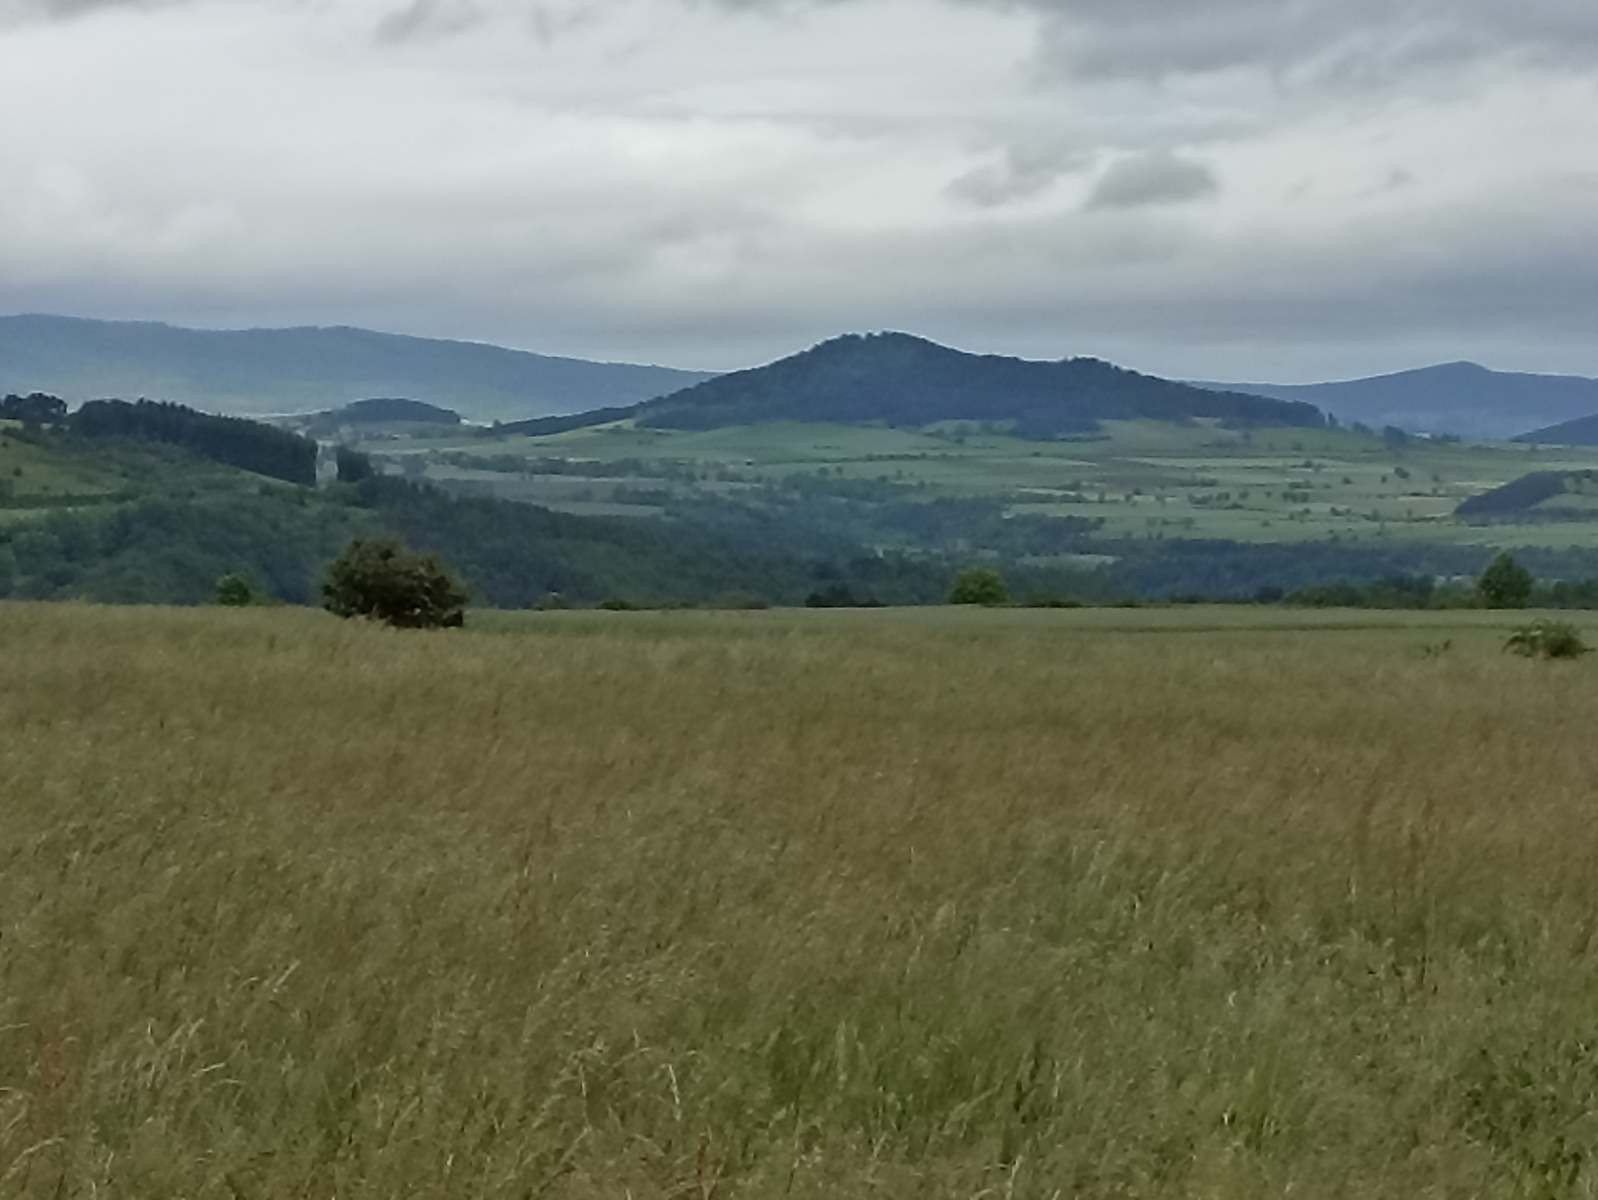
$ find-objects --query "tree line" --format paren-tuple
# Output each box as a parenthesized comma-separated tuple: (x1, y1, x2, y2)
(71, 399, 318, 485)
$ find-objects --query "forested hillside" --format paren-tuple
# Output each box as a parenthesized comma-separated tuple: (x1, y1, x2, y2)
(627, 333, 1326, 436)
(72, 399, 318, 485)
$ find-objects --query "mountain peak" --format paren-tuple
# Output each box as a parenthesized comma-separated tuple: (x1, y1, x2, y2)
(624, 332, 1324, 436)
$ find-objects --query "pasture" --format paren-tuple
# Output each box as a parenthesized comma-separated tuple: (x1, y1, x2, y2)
(6, 602, 1598, 1196)
(363, 418, 1598, 550)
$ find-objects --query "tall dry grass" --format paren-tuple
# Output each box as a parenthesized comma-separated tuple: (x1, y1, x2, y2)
(3, 603, 1598, 1197)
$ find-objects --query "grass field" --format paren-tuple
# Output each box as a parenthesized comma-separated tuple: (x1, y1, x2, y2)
(8, 602, 1598, 1196)
(361, 418, 1598, 551)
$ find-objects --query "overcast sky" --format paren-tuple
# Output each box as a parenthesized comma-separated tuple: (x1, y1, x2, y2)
(1, 0, 1596, 379)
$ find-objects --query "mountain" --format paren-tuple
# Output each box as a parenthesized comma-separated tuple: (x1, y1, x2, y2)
(1196, 362, 1598, 441)
(1514, 413, 1598, 446)
(502, 332, 1324, 437)
(0, 314, 712, 422)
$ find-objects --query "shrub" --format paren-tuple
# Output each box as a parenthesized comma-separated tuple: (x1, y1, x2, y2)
(948, 567, 1009, 607)
(596, 598, 641, 611)
(214, 572, 261, 607)
(1504, 620, 1590, 660)
(322, 537, 467, 629)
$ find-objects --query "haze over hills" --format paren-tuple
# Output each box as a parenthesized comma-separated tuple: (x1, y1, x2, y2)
(502, 332, 1326, 437)
(0, 314, 713, 423)
(1197, 362, 1598, 441)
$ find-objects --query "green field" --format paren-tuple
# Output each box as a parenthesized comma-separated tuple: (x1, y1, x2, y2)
(9, 601, 1598, 1196)
(359, 418, 1598, 551)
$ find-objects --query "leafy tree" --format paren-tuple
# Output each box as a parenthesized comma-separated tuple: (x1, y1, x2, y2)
(0, 393, 68, 427)
(335, 445, 375, 483)
(322, 537, 467, 629)
(214, 572, 261, 607)
(1478, 553, 1533, 609)
(949, 567, 1009, 607)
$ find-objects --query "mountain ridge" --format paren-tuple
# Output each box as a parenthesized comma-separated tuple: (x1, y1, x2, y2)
(1196, 362, 1598, 440)
(0, 314, 713, 422)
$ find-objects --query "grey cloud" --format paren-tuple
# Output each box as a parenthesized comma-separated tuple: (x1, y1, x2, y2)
(0, 0, 171, 22)
(1085, 151, 1216, 210)
(705, 0, 1598, 84)
(946, 144, 1090, 207)
(375, 0, 483, 43)
(989, 0, 1598, 84)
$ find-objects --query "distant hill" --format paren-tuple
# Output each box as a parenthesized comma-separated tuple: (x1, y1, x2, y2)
(293, 398, 464, 439)
(337, 398, 461, 425)
(1514, 413, 1598, 446)
(0, 314, 713, 423)
(1456, 470, 1598, 519)
(1197, 362, 1598, 441)
(505, 332, 1324, 437)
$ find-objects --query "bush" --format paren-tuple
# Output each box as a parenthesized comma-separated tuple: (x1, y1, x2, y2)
(214, 572, 261, 607)
(1478, 553, 1533, 609)
(596, 598, 641, 611)
(948, 567, 1009, 607)
(322, 537, 467, 629)
(1505, 620, 1590, 660)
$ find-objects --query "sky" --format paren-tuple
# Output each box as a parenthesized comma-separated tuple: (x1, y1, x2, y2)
(1, 0, 1596, 380)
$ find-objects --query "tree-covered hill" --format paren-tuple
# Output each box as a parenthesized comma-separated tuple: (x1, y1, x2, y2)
(72, 398, 319, 485)
(1455, 470, 1598, 519)
(326, 398, 462, 426)
(0, 314, 713, 422)
(1514, 413, 1598, 446)
(501, 332, 1325, 438)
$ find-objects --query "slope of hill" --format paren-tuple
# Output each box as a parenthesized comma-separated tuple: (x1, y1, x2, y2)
(1197, 362, 1598, 440)
(0, 314, 713, 422)
(618, 332, 1324, 436)
(1514, 413, 1598, 446)
(0, 420, 971, 606)
(1455, 470, 1598, 519)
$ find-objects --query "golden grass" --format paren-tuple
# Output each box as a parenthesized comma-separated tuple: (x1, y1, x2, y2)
(5, 602, 1598, 1197)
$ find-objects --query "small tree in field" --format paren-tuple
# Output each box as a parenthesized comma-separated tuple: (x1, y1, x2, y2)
(1477, 553, 1533, 609)
(322, 537, 467, 629)
(215, 572, 260, 607)
(949, 567, 1009, 607)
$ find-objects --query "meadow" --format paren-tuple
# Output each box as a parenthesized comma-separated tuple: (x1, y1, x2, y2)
(7, 602, 1598, 1197)
(365, 418, 1598, 550)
